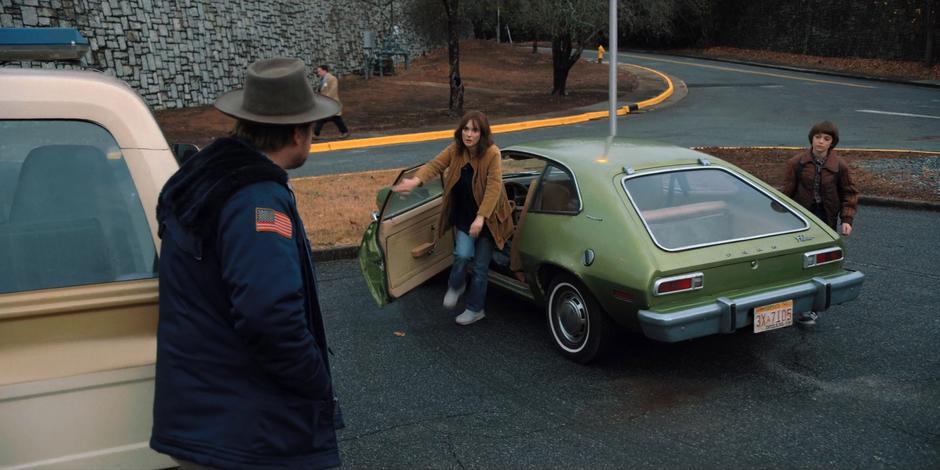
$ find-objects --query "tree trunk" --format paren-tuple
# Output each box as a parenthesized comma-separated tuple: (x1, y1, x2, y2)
(444, 0, 464, 116)
(926, 0, 936, 66)
(550, 32, 581, 96)
(532, 39, 538, 53)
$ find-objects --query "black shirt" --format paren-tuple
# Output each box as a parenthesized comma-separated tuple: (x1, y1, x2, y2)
(451, 162, 481, 234)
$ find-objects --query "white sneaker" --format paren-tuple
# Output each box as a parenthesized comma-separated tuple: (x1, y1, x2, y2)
(455, 309, 485, 325)
(442, 284, 465, 309)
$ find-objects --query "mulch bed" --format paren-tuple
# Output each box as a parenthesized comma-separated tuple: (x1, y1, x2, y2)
(669, 47, 940, 82)
(699, 147, 940, 203)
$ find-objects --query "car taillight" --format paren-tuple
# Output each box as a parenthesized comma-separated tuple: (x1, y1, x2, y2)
(803, 247, 843, 268)
(653, 272, 704, 296)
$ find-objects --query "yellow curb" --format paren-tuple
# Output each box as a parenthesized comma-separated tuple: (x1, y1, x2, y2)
(310, 63, 675, 154)
(631, 64, 675, 108)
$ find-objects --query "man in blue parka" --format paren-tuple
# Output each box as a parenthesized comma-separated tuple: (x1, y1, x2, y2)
(151, 58, 343, 470)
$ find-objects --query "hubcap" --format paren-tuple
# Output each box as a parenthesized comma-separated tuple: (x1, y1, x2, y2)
(556, 290, 587, 345)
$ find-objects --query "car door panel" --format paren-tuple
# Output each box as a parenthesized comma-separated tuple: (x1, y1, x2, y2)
(359, 165, 454, 305)
(381, 197, 453, 297)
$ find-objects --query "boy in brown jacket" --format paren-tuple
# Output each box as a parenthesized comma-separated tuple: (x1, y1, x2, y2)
(783, 121, 859, 325)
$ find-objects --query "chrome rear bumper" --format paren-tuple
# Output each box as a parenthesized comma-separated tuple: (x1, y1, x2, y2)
(638, 270, 864, 342)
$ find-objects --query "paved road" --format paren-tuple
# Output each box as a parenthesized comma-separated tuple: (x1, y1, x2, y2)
(292, 52, 940, 178)
(320, 204, 939, 468)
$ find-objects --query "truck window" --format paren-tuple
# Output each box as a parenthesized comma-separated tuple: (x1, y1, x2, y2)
(0, 120, 157, 293)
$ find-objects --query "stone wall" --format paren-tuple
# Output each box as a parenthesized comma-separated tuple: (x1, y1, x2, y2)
(0, 0, 433, 109)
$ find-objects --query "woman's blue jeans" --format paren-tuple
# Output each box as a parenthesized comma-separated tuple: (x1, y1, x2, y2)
(448, 229, 494, 313)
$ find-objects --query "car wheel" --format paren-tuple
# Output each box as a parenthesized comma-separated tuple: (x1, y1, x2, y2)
(546, 274, 611, 364)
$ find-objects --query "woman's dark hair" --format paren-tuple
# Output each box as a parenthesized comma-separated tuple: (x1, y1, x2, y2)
(232, 120, 312, 152)
(453, 110, 494, 158)
(808, 121, 839, 149)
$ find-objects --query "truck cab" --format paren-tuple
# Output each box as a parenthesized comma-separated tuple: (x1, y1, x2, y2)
(0, 28, 178, 468)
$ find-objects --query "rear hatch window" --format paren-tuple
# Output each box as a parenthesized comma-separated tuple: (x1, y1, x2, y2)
(622, 167, 808, 251)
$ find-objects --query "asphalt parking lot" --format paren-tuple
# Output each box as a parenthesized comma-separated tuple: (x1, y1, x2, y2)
(317, 204, 939, 469)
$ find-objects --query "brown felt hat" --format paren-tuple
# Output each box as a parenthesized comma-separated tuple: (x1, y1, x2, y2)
(214, 58, 339, 124)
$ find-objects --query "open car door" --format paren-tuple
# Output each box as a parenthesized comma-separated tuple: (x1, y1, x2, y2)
(358, 165, 455, 305)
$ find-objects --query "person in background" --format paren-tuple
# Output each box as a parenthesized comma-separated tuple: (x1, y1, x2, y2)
(313, 64, 350, 139)
(391, 111, 514, 325)
(783, 120, 859, 326)
(151, 57, 343, 470)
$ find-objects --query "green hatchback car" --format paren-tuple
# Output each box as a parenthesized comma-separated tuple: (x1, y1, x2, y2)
(358, 138, 864, 363)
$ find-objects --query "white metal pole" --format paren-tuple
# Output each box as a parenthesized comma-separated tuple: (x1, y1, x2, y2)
(609, 0, 618, 137)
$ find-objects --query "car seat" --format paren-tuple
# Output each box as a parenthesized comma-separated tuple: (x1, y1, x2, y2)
(3, 145, 135, 292)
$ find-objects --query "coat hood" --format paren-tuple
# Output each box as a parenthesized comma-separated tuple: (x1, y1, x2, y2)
(157, 137, 287, 241)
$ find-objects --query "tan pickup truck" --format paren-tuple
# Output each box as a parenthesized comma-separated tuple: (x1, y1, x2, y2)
(1, 28, 179, 468)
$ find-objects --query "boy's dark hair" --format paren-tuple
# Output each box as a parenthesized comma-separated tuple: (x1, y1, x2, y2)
(233, 120, 312, 152)
(808, 121, 839, 148)
(318, 64, 330, 72)
(453, 110, 494, 158)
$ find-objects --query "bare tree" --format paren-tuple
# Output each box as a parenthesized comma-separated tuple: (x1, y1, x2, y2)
(527, 0, 606, 96)
(441, 0, 465, 115)
(505, 0, 544, 53)
(926, 0, 937, 66)
(510, 0, 699, 95)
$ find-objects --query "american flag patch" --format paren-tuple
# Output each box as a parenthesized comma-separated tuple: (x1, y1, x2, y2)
(255, 208, 293, 239)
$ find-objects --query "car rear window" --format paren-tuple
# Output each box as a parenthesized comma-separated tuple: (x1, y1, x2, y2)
(622, 167, 808, 251)
(0, 120, 157, 293)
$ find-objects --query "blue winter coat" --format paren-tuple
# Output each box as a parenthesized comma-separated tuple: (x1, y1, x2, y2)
(151, 137, 341, 469)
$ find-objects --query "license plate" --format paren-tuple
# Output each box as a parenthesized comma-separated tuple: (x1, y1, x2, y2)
(753, 300, 793, 333)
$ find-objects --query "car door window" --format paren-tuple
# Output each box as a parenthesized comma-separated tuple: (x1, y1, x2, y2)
(533, 164, 580, 213)
(382, 166, 444, 220)
(0, 120, 157, 293)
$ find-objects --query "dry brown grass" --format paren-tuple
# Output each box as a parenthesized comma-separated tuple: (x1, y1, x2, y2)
(294, 149, 938, 249)
(293, 168, 401, 248)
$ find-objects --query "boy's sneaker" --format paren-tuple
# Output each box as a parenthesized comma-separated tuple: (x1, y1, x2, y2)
(339, 132, 350, 139)
(442, 284, 465, 309)
(795, 311, 818, 326)
(455, 309, 485, 325)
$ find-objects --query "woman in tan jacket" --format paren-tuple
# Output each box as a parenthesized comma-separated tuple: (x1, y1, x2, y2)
(392, 111, 514, 325)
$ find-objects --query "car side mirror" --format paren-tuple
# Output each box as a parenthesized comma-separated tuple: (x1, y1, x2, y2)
(171, 143, 199, 164)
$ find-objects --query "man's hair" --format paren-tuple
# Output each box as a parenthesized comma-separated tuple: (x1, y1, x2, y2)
(233, 120, 311, 152)
(318, 64, 330, 72)
(808, 121, 839, 148)
(453, 110, 494, 158)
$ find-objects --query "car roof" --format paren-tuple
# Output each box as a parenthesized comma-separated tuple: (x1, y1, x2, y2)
(504, 137, 715, 176)
(0, 67, 168, 150)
